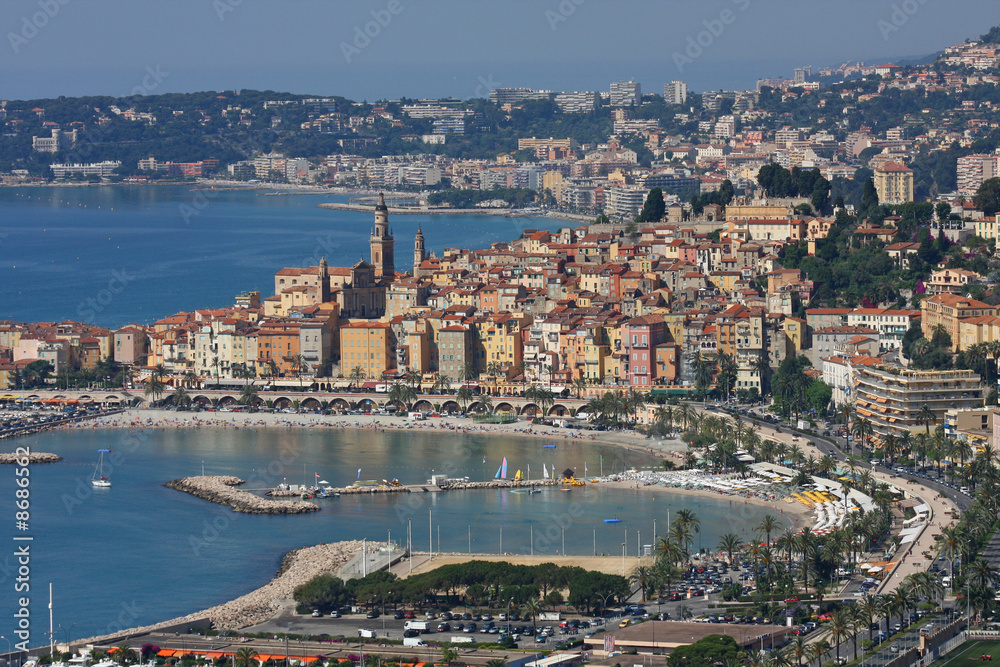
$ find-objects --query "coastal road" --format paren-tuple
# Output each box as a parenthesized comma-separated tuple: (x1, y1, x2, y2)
(701, 405, 961, 597)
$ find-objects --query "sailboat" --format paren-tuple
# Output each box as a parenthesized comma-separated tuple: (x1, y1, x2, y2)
(514, 469, 523, 482)
(92, 449, 112, 488)
(494, 457, 508, 480)
(543, 464, 550, 480)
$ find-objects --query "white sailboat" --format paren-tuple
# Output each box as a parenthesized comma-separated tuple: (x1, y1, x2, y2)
(91, 449, 112, 488)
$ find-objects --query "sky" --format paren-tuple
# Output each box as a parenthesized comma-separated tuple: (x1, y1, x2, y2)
(1, 0, 997, 102)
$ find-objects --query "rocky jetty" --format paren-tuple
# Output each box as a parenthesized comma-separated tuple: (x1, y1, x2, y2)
(165, 475, 319, 514)
(0, 451, 62, 463)
(77, 540, 373, 642)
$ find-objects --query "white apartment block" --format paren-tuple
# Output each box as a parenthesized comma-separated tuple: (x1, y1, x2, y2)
(664, 81, 688, 105)
(610, 80, 641, 107)
(554, 91, 599, 114)
(50, 161, 120, 179)
(957, 154, 999, 196)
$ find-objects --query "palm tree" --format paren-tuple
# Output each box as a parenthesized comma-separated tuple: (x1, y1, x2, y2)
(751, 354, 771, 397)
(171, 385, 191, 408)
(234, 648, 259, 667)
(521, 598, 542, 635)
(112, 645, 135, 665)
(239, 384, 259, 407)
(851, 417, 874, 454)
(266, 359, 280, 380)
(183, 370, 199, 388)
(629, 565, 653, 602)
(917, 404, 936, 434)
(755, 514, 780, 548)
(807, 641, 829, 667)
(432, 373, 453, 395)
(456, 386, 474, 412)
(144, 376, 165, 406)
(717, 533, 743, 566)
(349, 365, 367, 389)
(675, 509, 700, 555)
(572, 377, 588, 399)
(830, 610, 848, 665)
(291, 354, 309, 388)
(439, 648, 459, 666)
(387, 382, 417, 410)
(790, 636, 808, 666)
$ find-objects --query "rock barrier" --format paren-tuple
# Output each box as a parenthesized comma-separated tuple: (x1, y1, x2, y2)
(0, 451, 62, 463)
(77, 540, 373, 642)
(165, 475, 320, 514)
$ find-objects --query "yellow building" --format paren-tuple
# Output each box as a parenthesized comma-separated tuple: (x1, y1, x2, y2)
(542, 170, 565, 203)
(873, 162, 914, 204)
(339, 322, 393, 379)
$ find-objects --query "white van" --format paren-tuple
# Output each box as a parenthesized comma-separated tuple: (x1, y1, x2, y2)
(358, 629, 378, 638)
(403, 638, 426, 647)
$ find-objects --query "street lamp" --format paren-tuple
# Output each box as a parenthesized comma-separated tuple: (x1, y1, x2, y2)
(0, 637, 11, 667)
(622, 542, 626, 577)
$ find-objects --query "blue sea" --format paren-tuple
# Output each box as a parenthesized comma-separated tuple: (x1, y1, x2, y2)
(0, 185, 560, 328)
(0, 426, 789, 644)
(0, 186, 790, 645)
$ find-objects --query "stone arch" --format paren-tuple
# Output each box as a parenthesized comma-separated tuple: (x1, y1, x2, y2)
(495, 402, 515, 414)
(549, 404, 570, 416)
(355, 398, 377, 411)
(467, 401, 488, 413)
(273, 396, 294, 409)
(440, 400, 460, 413)
(300, 398, 322, 410)
(192, 395, 211, 407)
(219, 396, 238, 407)
(330, 398, 350, 410)
(413, 399, 433, 412)
(520, 403, 541, 416)
(574, 405, 591, 416)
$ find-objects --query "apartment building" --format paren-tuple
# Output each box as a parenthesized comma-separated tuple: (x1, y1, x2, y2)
(873, 162, 914, 204)
(610, 80, 641, 107)
(921, 293, 999, 352)
(554, 91, 599, 114)
(853, 365, 983, 437)
(663, 81, 688, 105)
(957, 154, 999, 197)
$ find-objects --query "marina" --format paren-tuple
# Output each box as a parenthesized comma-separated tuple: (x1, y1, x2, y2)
(1, 422, 778, 641)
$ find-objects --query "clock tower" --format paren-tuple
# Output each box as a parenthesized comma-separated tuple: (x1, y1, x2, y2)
(370, 192, 395, 280)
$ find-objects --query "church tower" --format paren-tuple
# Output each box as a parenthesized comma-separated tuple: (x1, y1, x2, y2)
(370, 192, 395, 279)
(413, 227, 425, 272)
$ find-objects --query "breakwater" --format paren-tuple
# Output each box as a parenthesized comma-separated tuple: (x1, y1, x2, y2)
(272, 478, 565, 498)
(0, 451, 62, 463)
(165, 475, 320, 513)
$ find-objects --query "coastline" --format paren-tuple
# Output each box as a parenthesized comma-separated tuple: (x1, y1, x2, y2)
(75, 540, 374, 645)
(61, 409, 807, 644)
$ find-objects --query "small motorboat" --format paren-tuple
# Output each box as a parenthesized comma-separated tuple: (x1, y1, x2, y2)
(542, 444, 556, 449)
(604, 517, 621, 523)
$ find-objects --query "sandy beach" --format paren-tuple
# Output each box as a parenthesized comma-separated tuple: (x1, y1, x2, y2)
(78, 407, 679, 453)
(59, 407, 812, 641)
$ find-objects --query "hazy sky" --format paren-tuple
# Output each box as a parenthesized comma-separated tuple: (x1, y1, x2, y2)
(1, 0, 997, 101)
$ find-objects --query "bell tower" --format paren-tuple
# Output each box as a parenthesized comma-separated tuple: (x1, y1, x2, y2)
(413, 227, 425, 271)
(370, 192, 395, 279)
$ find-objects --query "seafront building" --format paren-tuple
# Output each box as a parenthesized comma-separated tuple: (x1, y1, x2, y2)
(852, 365, 983, 437)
